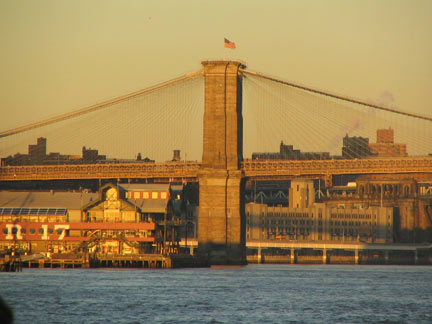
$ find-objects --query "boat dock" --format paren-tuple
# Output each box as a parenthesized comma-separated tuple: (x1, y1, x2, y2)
(1, 252, 209, 270)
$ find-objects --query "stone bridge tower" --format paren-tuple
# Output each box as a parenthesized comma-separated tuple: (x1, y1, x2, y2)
(198, 60, 246, 265)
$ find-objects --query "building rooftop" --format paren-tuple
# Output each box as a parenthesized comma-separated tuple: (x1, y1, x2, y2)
(119, 183, 170, 192)
(0, 191, 98, 209)
(127, 198, 168, 213)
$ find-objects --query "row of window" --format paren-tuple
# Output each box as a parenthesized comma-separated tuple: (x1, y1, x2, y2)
(254, 212, 375, 220)
(2, 228, 151, 236)
(265, 228, 311, 235)
(249, 218, 375, 227)
(126, 191, 168, 199)
(330, 221, 373, 227)
(330, 213, 374, 220)
(258, 219, 315, 226)
(330, 229, 371, 236)
(0, 208, 67, 216)
(2, 228, 65, 235)
(255, 223, 377, 232)
(250, 213, 376, 222)
(259, 212, 315, 219)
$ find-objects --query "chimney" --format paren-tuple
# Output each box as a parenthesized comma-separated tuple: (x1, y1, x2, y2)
(172, 150, 181, 162)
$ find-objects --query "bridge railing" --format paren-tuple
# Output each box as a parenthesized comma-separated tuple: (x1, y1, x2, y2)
(2, 157, 432, 181)
(0, 161, 202, 181)
(242, 157, 432, 177)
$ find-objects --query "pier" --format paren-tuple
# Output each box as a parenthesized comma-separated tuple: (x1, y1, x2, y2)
(180, 239, 432, 265)
(1, 252, 208, 270)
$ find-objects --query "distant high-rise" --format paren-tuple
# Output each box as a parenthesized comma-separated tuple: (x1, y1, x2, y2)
(369, 128, 407, 157)
(82, 146, 106, 162)
(253, 141, 330, 160)
(341, 135, 372, 158)
(28, 137, 47, 162)
(376, 128, 394, 143)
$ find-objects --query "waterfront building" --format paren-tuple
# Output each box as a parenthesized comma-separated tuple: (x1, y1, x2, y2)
(0, 183, 183, 256)
(246, 179, 394, 244)
(0, 190, 97, 254)
(246, 202, 393, 244)
(353, 178, 431, 243)
(246, 177, 432, 245)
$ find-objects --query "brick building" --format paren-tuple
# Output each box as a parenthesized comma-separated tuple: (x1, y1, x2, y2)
(369, 128, 407, 157)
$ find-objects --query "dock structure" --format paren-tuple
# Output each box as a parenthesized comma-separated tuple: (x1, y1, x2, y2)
(180, 239, 432, 265)
(0, 255, 22, 272)
(95, 254, 171, 268)
(1, 252, 209, 270)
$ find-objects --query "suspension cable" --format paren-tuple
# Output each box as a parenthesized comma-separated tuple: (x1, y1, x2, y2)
(240, 68, 432, 122)
(0, 69, 204, 138)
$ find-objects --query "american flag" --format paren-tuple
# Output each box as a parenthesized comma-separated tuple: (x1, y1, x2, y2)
(224, 38, 236, 49)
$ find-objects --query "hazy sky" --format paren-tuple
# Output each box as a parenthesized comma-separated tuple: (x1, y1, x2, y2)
(1, 0, 431, 133)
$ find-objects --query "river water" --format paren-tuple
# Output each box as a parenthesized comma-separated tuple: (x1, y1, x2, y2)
(1, 265, 431, 324)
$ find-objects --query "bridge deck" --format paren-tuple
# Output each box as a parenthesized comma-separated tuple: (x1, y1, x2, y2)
(1, 157, 432, 181)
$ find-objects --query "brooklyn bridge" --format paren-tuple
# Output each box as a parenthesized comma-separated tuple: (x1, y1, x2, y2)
(1, 60, 432, 265)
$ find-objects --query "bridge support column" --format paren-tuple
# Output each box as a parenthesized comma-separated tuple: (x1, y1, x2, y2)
(290, 248, 296, 264)
(257, 247, 263, 264)
(384, 250, 389, 264)
(198, 169, 246, 265)
(323, 248, 328, 264)
(197, 61, 247, 266)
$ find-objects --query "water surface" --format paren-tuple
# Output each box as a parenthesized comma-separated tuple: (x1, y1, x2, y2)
(1, 265, 431, 324)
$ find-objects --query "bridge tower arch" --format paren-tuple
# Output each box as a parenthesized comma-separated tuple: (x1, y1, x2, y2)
(198, 60, 247, 265)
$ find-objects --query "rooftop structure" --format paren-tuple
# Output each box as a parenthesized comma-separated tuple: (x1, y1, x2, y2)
(369, 128, 408, 157)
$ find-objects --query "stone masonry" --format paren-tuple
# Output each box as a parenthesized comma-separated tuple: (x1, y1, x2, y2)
(198, 61, 247, 265)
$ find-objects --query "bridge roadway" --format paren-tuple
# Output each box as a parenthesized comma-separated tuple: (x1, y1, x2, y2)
(1, 156, 432, 181)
